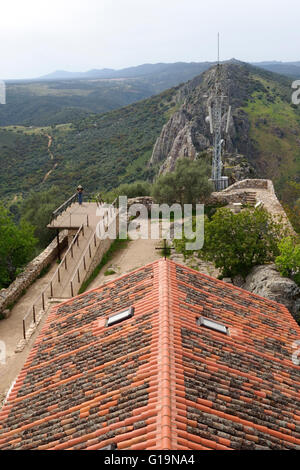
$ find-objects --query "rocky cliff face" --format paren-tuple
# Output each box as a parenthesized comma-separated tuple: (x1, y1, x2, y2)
(149, 62, 268, 179)
(242, 264, 300, 323)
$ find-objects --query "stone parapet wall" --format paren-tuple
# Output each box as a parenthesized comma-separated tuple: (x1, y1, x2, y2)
(127, 197, 153, 214)
(82, 212, 120, 284)
(222, 179, 269, 192)
(0, 231, 68, 316)
(208, 191, 252, 206)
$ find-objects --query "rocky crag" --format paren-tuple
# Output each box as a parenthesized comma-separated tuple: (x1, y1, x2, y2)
(149, 62, 261, 179)
(149, 61, 300, 192)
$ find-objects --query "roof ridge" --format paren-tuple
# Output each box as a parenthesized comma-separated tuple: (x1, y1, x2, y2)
(155, 259, 173, 449)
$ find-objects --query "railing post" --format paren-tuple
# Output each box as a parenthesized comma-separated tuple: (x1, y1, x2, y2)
(33, 305, 36, 324)
(82, 224, 84, 236)
(77, 236, 79, 247)
(50, 281, 53, 297)
(65, 257, 67, 269)
(42, 292, 45, 311)
(23, 320, 26, 340)
(87, 215, 89, 227)
(71, 281, 74, 297)
(83, 255, 86, 270)
(71, 244, 73, 258)
(77, 269, 80, 283)
(94, 234, 97, 247)
(58, 268, 60, 283)
(89, 244, 92, 258)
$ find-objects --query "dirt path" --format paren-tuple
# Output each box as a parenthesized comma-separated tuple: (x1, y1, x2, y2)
(0, 261, 59, 404)
(43, 133, 57, 182)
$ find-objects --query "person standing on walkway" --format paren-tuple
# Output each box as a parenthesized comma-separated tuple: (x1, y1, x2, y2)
(77, 185, 84, 205)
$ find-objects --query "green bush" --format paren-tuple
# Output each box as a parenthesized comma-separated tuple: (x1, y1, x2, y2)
(275, 237, 300, 286)
(175, 207, 284, 279)
(200, 207, 284, 278)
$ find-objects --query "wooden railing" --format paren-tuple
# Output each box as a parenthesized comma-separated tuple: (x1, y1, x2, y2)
(68, 199, 119, 297)
(50, 193, 78, 223)
(22, 224, 84, 340)
(22, 198, 119, 340)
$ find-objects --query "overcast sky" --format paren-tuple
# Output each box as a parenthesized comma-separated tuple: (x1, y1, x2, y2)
(1, 0, 299, 79)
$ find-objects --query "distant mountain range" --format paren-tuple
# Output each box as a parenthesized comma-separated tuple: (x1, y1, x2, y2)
(37, 60, 300, 81)
(37, 62, 215, 81)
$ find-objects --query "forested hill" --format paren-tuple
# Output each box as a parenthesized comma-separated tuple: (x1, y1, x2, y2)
(0, 87, 180, 200)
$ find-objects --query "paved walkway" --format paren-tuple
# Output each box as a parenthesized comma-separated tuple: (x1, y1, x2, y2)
(48, 202, 102, 230)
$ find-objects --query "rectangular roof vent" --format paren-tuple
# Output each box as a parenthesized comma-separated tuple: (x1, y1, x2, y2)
(197, 316, 228, 335)
(106, 307, 134, 327)
(100, 443, 117, 450)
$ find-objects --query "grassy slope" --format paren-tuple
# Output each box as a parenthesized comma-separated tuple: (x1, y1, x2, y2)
(242, 72, 300, 194)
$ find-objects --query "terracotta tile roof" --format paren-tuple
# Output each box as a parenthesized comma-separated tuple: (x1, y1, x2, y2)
(0, 259, 300, 450)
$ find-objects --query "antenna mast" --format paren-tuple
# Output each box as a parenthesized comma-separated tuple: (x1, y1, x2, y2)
(206, 33, 231, 191)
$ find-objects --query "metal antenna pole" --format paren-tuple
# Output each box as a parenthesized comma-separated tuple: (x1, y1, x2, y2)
(205, 33, 230, 191)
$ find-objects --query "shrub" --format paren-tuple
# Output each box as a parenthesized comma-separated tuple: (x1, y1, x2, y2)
(200, 207, 284, 278)
(275, 237, 300, 286)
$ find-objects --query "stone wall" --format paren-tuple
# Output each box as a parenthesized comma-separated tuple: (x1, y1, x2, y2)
(222, 179, 269, 192)
(0, 231, 68, 317)
(208, 191, 253, 206)
(82, 213, 120, 284)
(127, 197, 153, 215)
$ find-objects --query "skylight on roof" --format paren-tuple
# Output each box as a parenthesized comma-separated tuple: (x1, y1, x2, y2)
(106, 307, 134, 327)
(100, 443, 117, 450)
(197, 317, 228, 335)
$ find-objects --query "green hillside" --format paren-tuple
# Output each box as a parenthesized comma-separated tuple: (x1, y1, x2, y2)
(242, 72, 300, 189)
(0, 87, 179, 200)
(0, 128, 49, 198)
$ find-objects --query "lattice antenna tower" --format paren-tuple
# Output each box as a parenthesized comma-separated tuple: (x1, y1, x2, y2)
(206, 33, 231, 191)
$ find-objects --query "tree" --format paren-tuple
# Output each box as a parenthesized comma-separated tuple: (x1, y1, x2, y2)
(152, 157, 213, 206)
(21, 186, 66, 249)
(200, 207, 284, 278)
(103, 181, 152, 203)
(275, 237, 300, 286)
(0, 205, 37, 288)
